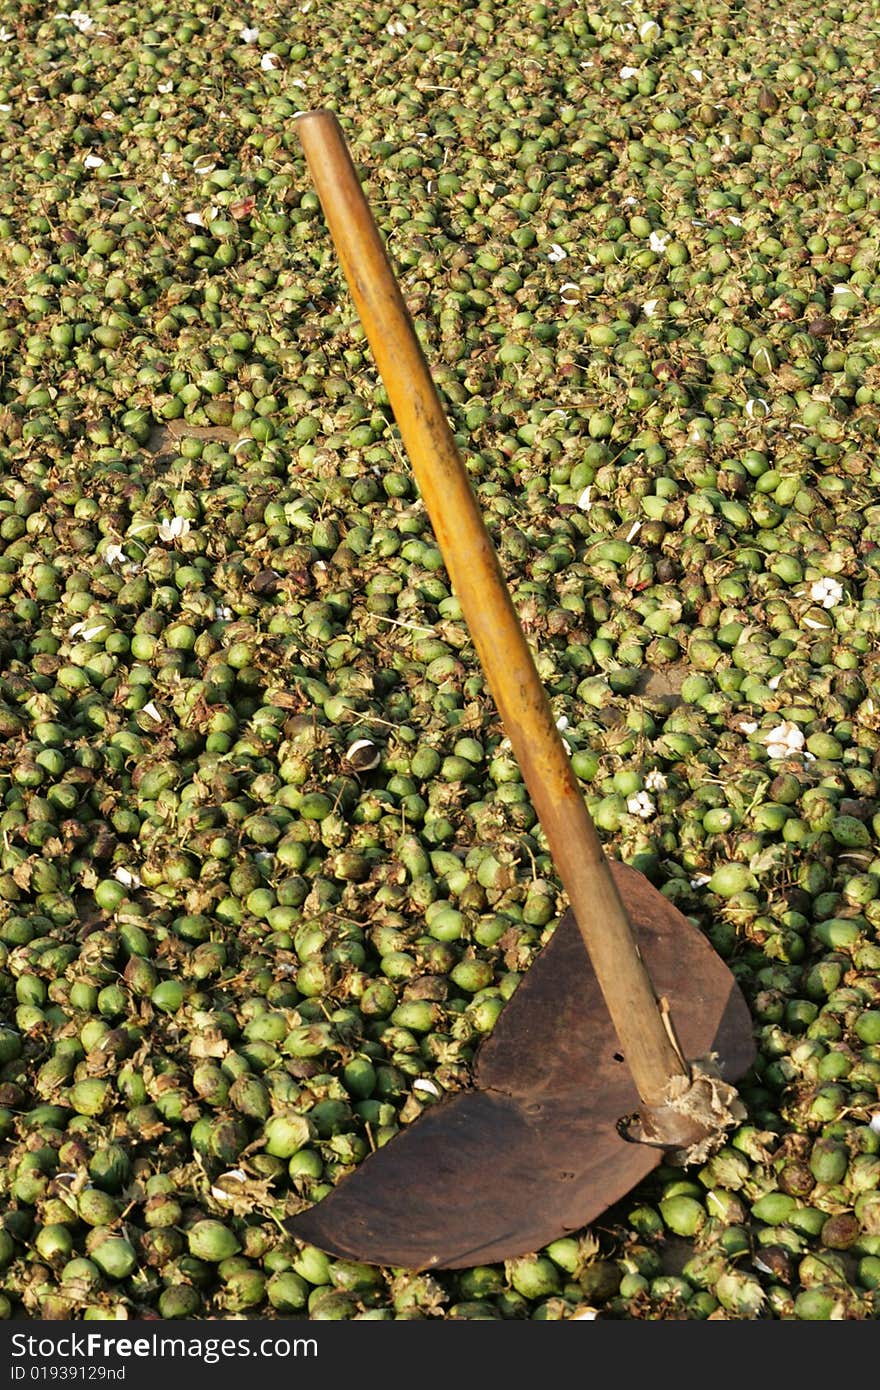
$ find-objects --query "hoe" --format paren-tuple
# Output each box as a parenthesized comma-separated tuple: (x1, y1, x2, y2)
(285, 111, 756, 1271)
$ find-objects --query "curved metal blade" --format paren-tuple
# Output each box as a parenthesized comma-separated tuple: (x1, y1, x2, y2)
(287, 861, 755, 1269)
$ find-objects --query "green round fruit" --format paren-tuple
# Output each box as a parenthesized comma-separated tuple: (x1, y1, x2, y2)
(187, 1220, 241, 1263)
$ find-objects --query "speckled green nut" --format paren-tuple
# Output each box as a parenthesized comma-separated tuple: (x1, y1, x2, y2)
(187, 1220, 241, 1263)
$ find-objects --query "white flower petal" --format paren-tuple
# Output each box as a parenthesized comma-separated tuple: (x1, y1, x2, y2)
(141, 701, 162, 723)
(158, 515, 191, 543)
(644, 770, 667, 791)
(745, 398, 769, 418)
(619, 66, 640, 79)
(642, 298, 660, 317)
(104, 544, 126, 567)
(83, 153, 104, 169)
(763, 721, 804, 759)
(808, 577, 843, 609)
(559, 281, 580, 304)
(625, 520, 642, 543)
(576, 486, 593, 512)
(689, 68, 704, 82)
(347, 737, 379, 765)
(547, 243, 568, 263)
(260, 51, 280, 70)
(239, 26, 259, 42)
(738, 721, 758, 735)
(648, 230, 670, 253)
(413, 1079, 440, 1097)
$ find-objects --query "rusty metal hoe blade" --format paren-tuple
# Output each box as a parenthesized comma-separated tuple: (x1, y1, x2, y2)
(286, 110, 756, 1271)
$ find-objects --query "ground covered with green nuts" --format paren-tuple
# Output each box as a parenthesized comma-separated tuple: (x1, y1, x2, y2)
(1, 0, 880, 1322)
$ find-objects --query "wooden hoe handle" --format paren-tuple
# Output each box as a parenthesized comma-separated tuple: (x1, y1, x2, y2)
(295, 109, 691, 1113)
